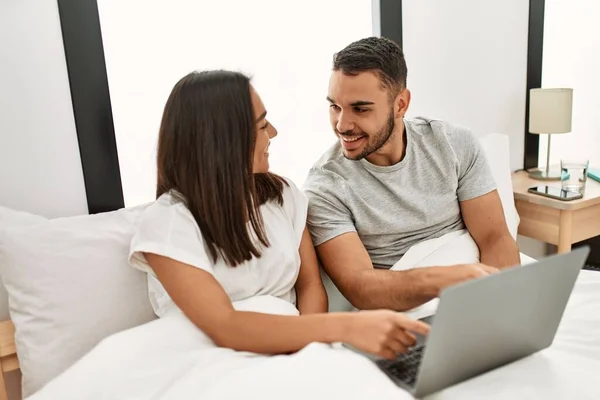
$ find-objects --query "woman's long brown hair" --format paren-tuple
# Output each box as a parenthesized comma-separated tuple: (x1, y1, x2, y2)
(156, 70, 286, 266)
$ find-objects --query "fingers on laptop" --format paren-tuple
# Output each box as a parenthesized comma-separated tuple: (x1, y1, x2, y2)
(396, 331, 417, 348)
(374, 315, 430, 359)
(396, 314, 430, 336)
(385, 338, 409, 356)
(380, 347, 403, 360)
(380, 331, 416, 359)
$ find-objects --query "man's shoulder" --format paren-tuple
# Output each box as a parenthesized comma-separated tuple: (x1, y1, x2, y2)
(309, 141, 344, 170)
(406, 116, 473, 138)
(305, 142, 352, 189)
(406, 116, 477, 154)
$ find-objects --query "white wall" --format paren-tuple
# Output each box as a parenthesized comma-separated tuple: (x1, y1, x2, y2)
(539, 0, 600, 171)
(401, 1, 546, 259)
(97, 0, 373, 207)
(0, 1, 88, 398)
(402, 0, 529, 172)
(0, 0, 88, 219)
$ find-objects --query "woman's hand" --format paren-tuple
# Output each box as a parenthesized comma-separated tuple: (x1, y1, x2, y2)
(343, 310, 430, 359)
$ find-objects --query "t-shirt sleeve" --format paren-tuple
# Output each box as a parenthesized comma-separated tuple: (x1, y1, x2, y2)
(281, 178, 309, 247)
(449, 127, 497, 202)
(303, 169, 356, 247)
(128, 196, 213, 276)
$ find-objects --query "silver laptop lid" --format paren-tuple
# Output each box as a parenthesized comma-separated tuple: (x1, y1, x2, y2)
(414, 246, 590, 398)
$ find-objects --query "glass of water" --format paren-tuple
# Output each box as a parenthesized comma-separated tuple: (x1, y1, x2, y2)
(561, 158, 589, 194)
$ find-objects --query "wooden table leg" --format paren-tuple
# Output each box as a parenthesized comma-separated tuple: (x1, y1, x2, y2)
(0, 370, 7, 400)
(558, 210, 573, 253)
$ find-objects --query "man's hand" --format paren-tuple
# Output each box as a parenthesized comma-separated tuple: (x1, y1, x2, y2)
(427, 263, 500, 295)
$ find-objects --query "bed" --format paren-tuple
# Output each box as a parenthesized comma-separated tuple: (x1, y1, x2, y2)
(0, 134, 598, 399)
(0, 268, 598, 399)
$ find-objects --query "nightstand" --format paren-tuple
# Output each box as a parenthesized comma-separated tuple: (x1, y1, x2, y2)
(512, 171, 600, 253)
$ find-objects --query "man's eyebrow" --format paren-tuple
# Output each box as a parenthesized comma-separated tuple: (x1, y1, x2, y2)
(255, 111, 267, 122)
(326, 97, 375, 107)
(350, 100, 375, 107)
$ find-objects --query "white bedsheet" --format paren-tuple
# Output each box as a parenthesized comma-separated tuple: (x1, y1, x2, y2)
(28, 233, 600, 399)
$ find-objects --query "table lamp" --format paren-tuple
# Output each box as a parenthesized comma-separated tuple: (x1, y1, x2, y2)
(528, 88, 573, 180)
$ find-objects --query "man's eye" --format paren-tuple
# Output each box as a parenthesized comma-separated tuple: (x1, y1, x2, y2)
(329, 104, 340, 110)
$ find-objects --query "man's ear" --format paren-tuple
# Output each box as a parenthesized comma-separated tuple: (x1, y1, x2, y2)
(394, 88, 411, 118)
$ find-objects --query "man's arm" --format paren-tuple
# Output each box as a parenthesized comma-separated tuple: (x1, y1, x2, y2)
(460, 190, 520, 269)
(316, 232, 496, 311)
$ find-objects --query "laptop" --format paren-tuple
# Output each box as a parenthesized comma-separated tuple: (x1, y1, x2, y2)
(373, 246, 590, 398)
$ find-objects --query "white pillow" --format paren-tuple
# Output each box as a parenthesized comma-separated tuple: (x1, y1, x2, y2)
(0, 206, 47, 226)
(0, 207, 47, 321)
(478, 133, 520, 239)
(0, 205, 157, 397)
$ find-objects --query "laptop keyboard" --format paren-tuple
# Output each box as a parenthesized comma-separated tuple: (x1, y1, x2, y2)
(377, 345, 425, 387)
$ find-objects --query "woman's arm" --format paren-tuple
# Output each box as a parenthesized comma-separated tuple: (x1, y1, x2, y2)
(144, 252, 429, 358)
(295, 227, 328, 314)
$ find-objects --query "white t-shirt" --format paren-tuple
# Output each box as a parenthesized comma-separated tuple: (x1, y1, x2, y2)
(128, 179, 308, 317)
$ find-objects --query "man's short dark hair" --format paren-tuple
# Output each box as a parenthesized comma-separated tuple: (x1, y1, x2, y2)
(332, 36, 407, 95)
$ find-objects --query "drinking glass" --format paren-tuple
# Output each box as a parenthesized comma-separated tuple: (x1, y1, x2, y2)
(561, 158, 589, 194)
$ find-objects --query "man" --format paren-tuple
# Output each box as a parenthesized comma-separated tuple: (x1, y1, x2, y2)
(303, 37, 520, 312)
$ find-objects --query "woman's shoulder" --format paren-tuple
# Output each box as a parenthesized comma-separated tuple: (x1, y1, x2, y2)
(137, 191, 197, 232)
(273, 175, 306, 207)
(129, 191, 212, 281)
(270, 176, 307, 234)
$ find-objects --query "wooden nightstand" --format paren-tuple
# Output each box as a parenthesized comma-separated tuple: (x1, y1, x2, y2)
(512, 171, 600, 253)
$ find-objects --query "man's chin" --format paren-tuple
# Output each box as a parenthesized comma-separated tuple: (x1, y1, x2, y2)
(338, 137, 369, 160)
(342, 149, 365, 161)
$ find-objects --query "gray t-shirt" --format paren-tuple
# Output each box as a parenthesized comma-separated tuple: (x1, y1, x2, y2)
(303, 117, 496, 268)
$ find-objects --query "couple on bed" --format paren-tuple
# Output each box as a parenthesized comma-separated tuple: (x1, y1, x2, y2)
(129, 37, 520, 361)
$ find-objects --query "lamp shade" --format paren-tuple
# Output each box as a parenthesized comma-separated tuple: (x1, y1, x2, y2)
(529, 88, 573, 134)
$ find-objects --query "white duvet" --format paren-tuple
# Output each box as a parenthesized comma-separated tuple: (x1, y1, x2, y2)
(29, 232, 600, 400)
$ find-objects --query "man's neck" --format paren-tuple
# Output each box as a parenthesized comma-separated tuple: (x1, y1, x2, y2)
(365, 120, 407, 167)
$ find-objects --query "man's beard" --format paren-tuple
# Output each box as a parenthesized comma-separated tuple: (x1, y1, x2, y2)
(342, 111, 395, 161)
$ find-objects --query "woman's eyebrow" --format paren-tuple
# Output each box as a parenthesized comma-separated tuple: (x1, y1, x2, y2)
(256, 111, 267, 122)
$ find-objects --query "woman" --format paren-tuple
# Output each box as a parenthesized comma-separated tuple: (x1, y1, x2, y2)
(128, 70, 429, 360)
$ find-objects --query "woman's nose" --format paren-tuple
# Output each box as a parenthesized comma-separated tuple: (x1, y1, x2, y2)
(268, 123, 278, 139)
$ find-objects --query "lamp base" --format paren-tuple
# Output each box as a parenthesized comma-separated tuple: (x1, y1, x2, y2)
(528, 169, 562, 181)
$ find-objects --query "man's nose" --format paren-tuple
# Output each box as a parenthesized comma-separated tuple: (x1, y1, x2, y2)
(336, 112, 354, 134)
